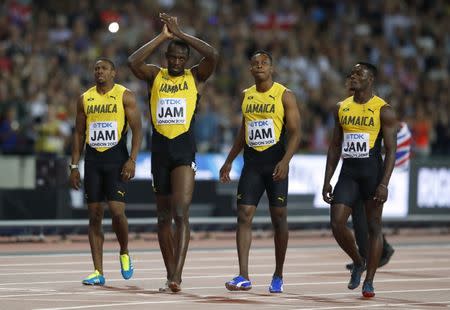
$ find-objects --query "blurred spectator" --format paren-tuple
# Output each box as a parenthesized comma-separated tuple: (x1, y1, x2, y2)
(0, 105, 20, 153)
(0, 0, 448, 157)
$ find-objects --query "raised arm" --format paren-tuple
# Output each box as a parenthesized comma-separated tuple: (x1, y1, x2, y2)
(127, 24, 173, 83)
(69, 95, 86, 190)
(160, 13, 218, 82)
(322, 104, 343, 204)
(273, 89, 301, 181)
(373, 104, 397, 204)
(121, 90, 142, 180)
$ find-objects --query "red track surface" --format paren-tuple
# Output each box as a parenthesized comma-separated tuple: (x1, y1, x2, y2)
(1, 229, 449, 310)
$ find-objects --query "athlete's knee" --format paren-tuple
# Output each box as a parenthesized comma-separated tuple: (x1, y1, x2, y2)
(237, 208, 253, 226)
(270, 210, 287, 231)
(367, 220, 382, 236)
(157, 210, 172, 226)
(111, 212, 126, 224)
(88, 209, 103, 227)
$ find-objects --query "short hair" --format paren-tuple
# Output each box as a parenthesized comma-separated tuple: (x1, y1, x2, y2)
(356, 62, 377, 78)
(96, 58, 115, 70)
(167, 39, 190, 57)
(250, 50, 273, 64)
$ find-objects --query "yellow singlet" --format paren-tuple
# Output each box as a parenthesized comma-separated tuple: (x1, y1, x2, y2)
(82, 84, 127, 152)
(338, 95, 388, 158)
(149, 68, 198, 139)
(242, 82, 286, 152)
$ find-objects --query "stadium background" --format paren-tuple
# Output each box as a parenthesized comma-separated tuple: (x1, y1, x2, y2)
(0, 0, 449, 232)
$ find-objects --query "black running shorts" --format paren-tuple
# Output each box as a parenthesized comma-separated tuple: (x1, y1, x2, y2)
(333, 156, 383, 208)
(151, 151, 196, 195)
(84, 160, 128, 203)
(237, 163, 288, 207)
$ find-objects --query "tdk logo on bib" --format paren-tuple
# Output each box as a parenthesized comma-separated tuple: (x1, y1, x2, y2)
(249, 120, 270, 127)
(92, 122, 113, 129)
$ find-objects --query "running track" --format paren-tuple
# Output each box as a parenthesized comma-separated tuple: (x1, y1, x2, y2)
(1, 230, 449, 310)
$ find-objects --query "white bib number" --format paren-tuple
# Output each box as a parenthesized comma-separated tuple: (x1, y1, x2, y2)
(247, 119, 276, 147)
(156, 98, 186, 125)
(342, 132, 369, 158)
(89, 121, 118, 148)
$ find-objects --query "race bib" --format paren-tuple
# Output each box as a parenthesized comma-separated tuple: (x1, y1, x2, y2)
(247, 119, 276, 147)
(156, 98, 186, 125)
(89, 121, 118, 148)
(342, 132, 369, 158)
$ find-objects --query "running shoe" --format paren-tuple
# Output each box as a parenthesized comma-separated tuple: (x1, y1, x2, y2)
(225, 275, 252, 291)
(348, 261, 365, 290)
(362, 280, 375, 297)
(379, 246, 395, 268)
(120, 253, 134, 280)
(269, 276, 283, 293)
(346, 262, 367, 271)
(82, 270, 105, 286)
(159, 280, 170, 292)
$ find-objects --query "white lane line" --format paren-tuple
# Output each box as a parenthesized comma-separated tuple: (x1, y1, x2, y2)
(1, 265, 450, 285)
(2, 276, 450, 298)
(30, 291, 450, 310)
(1, 256, 450, 270)
(292, 300, 450, 310)
(2, 243, 450, 259)
(0, 253, 320, 267)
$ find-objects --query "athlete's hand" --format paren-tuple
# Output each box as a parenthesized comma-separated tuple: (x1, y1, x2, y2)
(69, 169, 81, 190)
(322, 183, 333, 204)
(161, 23, 174, 40)
(219, 161, 232, 183)
(160, 13, 182, 37)
(121, 159, 136, 181)
(273, 160, 289, 181)
(373, 184, 388, 205)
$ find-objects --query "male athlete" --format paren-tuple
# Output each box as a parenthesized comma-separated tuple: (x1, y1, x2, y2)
(322, 62, 397, 297)
(128, 13, 218, 292)
(70, 58, 142, 285)
(220, 51, 300, 293)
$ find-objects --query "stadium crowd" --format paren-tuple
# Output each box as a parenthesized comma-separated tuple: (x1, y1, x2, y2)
(0, 0, 449, 156)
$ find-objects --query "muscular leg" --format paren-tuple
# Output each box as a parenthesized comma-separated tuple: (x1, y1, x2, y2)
(169, 165, 194, 287)
(330, 204, 364, 265)
(352, 199, 369, 259)
(269, 206, 288, 278)
(87, 203, 104, 273)
(364, 200, 384, 282)
(156, 195, 175, 282)
(108, 201, 128, 254)
(236, 204, 256, 279)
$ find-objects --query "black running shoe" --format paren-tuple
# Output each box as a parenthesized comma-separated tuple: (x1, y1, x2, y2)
(348, 261, 365, 290)
(379, 246, 395, 268)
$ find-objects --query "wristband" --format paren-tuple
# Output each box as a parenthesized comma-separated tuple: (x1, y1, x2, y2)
(129, 157, 136, 163)
(69, 164, 79, 170)
(379, 184, 388, 189)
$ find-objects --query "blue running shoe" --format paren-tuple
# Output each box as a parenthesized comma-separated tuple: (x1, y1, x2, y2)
(225, 275, 252, 291)
(269, 276, 283, 293)
(348, 261, 365, 290)
(82, 270, 105, 285)
(120, 254, 134, 280)
(362, 280, 375, 297)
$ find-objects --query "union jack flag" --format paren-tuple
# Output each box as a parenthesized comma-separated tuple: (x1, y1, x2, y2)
(395, 122, 412, 169)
